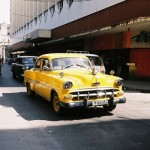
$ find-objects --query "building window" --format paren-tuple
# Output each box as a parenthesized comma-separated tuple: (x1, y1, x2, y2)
(39, 14, 42, 23)
(44, 10, 48, 22)
(24, 25, 26, 31)
(34, 17, 37, 26)
(21, 27, 23, 34)
(27, 23, 29, 29)
(30, 20, 33, 29)
(67, 0, 73, 8)
(57, 0, 63, 13)
(50, 5, 55, 17)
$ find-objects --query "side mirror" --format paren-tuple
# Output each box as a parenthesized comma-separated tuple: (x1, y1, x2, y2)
(110, 70, 115, 75)
(43, 66, 51, 71)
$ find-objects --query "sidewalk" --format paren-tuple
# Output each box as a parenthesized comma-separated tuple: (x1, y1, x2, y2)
(124, 80, 150, 93)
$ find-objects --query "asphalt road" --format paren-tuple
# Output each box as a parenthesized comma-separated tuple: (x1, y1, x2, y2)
(0, 64, 150, 150)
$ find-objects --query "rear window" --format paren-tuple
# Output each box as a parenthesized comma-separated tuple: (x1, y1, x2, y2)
(22, 58, 35, 64)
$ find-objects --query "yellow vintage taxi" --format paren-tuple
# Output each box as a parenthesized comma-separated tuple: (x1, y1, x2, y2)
(24, 53, 126, 114)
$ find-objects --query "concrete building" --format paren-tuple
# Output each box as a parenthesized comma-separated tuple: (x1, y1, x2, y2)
(0, 23, 10, 61)
(10, 0, 150, 79)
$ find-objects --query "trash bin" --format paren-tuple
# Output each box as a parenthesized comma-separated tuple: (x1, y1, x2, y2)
(126, 63, 136, 80)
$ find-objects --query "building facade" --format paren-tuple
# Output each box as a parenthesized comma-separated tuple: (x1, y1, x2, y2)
(10, 0, 150, 79)
(0, 23, 10, 61)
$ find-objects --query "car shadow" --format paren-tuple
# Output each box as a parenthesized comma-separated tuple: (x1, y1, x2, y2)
(0, 92, 113, 121)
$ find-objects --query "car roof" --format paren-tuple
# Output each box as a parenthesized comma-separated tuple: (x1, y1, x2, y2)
(38, 53, 88, 59)
(84, 54, 99, 57)
(17, 56, 37, 58)
(66, 50, 100, 57)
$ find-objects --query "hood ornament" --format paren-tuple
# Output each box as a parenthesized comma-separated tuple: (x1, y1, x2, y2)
(60, 72, 64, 78)
(92, 82, 100, 87)
(91, 67, 99, 86)
(91, 67, 97, 75)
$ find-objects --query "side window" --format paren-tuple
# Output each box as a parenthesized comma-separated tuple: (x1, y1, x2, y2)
(45, 59, 50, 67)
(35, 58, 50, 69)
(35, 59, 41, 69)
(42, 59, 50, 69)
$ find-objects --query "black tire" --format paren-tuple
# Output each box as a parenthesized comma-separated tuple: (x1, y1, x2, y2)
(19, 76, 24, 82)
(26, 83, 35, 97)
(52, 92, 64, 115)
(103, 104, 116, 111)
(12, 71, 16, 79)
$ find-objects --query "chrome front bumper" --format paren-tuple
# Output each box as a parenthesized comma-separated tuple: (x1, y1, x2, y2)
(59, 97, 126, 108)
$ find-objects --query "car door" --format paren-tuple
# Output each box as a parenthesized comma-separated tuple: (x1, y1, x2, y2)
(34, 58, 42, 95)
(34, 58, 51, 100)
(40, 59, 51, 100)
(15, 58, 21, 76)
(17, 58, 24, 77)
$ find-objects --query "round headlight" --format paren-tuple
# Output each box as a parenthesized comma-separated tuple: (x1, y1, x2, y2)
(116, 79, 124, 86)
(63, 81, 73, 89)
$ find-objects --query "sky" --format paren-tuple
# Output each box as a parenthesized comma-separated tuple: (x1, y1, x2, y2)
(0, 0, 10, 24)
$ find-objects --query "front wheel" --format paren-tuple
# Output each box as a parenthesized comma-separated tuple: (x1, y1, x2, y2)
(52, 93, 64, 115)
(103, 104, 116, 112)
(26, 83, 35, 97)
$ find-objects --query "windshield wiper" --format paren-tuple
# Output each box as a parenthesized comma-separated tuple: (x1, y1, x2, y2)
(63, 64, 74, 69)
(63, 64, 87, 69)
(76, 64, 86, 68)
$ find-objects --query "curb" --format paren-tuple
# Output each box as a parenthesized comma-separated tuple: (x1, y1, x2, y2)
(123, 86, 150, 93)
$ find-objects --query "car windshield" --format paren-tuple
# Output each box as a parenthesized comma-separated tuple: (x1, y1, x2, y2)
(87, 56, 103, 66)
(52, 57, 91, 70)
(22, 57, 35, 64)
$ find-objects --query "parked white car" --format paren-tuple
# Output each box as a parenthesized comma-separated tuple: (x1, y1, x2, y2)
(67, 50, 105, 73)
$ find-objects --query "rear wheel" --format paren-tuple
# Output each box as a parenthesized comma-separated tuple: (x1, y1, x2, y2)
(19, 76, 24, 82)
(103, 104, 116, 111)
(12, 71, 16, 78)
(26, 83, 35, 97)
(52, 93, 64, 115)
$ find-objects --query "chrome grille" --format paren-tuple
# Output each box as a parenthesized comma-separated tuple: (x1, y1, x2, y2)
(69, 88, 119, 101)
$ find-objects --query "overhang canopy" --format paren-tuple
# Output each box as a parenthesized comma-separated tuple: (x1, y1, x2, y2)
(39, 17, 150, 45)
(23, 29, 51, 43)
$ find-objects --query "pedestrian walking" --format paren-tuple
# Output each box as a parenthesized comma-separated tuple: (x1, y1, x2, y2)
(104, 56, 112, 74)
(116, 56, 123, 77)
(0, 55, 3, 75)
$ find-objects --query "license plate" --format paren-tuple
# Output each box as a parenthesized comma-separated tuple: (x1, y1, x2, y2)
(92, 100, 108, 106)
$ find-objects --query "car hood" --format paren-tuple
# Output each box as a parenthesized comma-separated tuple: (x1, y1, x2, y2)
(53, 69, 119, 89)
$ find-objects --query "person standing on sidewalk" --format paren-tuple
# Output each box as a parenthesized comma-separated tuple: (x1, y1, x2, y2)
(0, 55, 3, 75)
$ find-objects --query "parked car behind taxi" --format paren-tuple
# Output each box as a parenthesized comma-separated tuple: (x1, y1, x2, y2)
(11, 56, 37, 81)
(67, 50, 105, 73)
